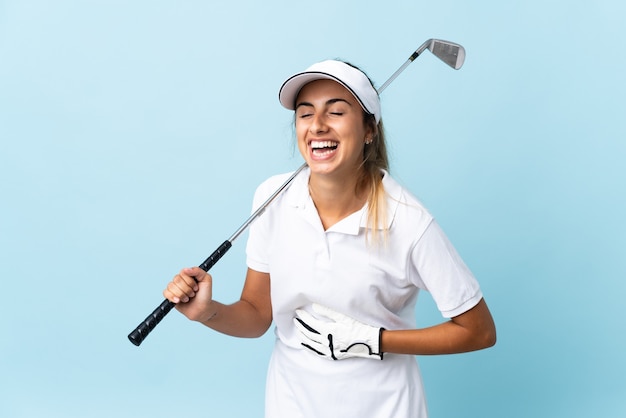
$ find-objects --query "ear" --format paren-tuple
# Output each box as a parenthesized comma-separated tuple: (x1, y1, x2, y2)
(363, 114, 378, 140)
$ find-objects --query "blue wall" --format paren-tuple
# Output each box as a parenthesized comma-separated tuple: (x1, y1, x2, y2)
(1, 1, 624, 416)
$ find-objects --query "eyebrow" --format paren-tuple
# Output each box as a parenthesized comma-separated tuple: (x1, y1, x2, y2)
(295, 98, 353, 110)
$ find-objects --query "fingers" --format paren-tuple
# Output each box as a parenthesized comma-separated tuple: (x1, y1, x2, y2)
(293, 313, 329, 357)
(182, 267, 210, 283)
(294, 310, 321, 333)
(163, 268, 209, 304)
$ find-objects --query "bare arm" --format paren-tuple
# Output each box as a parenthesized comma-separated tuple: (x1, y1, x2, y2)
(381, 298, 496, 355)
(163, 267, 272, 338)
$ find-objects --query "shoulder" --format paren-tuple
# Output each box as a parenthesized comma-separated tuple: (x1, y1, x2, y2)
(255, 172, 296, 195)
(382, 172, 434, 237)
(252, 167, 309, 209)
(382, 172, 433, 217)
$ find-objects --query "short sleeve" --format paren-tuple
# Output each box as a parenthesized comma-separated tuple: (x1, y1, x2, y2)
(245, 182, 272, 273)
(245, 172, 299, 274)
(409, 220, 482, 318)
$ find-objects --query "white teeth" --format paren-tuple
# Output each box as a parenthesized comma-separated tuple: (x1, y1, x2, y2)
(310, 140, 338, 149)
(312, 148, 335, 156)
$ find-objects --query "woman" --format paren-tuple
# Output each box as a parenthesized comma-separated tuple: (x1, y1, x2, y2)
(163, 59, 496, 418)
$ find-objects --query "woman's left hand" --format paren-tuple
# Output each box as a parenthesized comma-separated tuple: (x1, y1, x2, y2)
(293, 303, 384, 360)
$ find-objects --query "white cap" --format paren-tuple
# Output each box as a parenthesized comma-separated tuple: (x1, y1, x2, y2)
(278, 60, 381, 123)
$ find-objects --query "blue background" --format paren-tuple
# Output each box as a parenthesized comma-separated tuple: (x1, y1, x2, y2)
(1, 1, 625, 417)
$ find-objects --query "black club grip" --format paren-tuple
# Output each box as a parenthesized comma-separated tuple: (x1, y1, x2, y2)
(127, 240, 233, 347)
(198, 240, 232, 272)
(127, 299, 176, 346)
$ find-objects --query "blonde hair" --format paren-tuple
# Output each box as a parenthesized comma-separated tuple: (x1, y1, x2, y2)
(358, 114, 389, 245)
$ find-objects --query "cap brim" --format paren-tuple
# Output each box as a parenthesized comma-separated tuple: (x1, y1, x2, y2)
(279, 72, 348, 110)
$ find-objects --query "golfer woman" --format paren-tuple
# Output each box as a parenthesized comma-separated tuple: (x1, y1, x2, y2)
(163, 60, 496, 418)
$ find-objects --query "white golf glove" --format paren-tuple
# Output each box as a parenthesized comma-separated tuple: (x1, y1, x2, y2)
(293, 303, 384, 360)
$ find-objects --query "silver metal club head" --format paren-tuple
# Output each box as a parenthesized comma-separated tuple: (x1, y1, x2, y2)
(423, 39, 466, 70)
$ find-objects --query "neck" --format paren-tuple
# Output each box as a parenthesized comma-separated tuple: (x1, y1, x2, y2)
(308, 170, 368, 230)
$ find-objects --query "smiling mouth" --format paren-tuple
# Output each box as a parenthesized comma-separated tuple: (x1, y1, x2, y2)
(310, 140, 338, 155)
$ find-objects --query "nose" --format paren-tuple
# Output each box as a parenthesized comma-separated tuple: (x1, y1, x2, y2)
(309, 113, 328, 134)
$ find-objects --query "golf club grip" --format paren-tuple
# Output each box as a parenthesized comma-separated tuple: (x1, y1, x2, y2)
(128, 299, 175, 346)
(198, 240, 232, 272)
(128, 240, 233, 346)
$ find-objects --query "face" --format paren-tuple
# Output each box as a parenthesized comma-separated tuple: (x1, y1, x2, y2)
(294, 79, 373, 180)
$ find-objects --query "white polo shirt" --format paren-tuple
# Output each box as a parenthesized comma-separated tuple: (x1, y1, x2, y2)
(246, 168, 482, 418)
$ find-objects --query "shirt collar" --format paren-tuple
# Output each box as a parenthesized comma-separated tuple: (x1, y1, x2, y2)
(286, 167, 402, 235)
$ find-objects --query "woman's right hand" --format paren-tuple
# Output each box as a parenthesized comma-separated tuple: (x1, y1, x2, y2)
(163, 267, 216, 322)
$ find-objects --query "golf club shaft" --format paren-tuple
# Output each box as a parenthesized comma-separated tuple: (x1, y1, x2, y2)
(128, 38, 463, 346)
(377, 40, 431, 93)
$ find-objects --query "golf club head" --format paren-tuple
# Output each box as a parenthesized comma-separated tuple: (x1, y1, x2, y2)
(428, 39, 465, 70)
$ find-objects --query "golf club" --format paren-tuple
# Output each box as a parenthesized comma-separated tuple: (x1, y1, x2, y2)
(127, 38, 466, 347)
